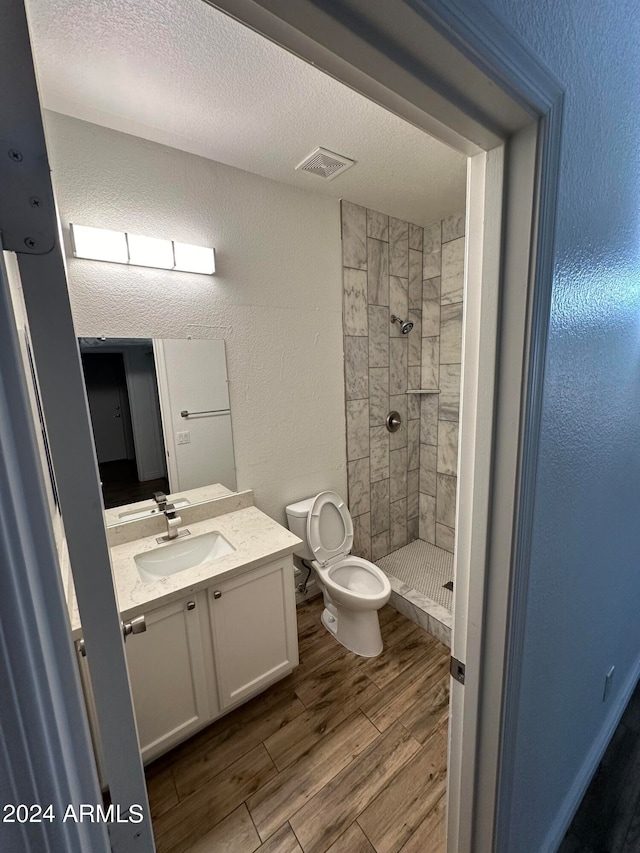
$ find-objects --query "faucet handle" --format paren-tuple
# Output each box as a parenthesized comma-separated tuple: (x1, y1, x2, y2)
(153, 491, 167, 505)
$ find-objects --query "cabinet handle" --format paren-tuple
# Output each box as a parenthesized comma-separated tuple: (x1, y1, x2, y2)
(213, 590, 222, 599)
(187, 601, 196, 611)
(122, 615, 146, 640)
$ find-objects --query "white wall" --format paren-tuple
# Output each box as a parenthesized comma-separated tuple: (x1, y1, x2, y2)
(44, 111, 346, 523)
(475, 0, 640, 850)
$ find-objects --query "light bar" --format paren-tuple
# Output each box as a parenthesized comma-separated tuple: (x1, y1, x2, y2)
(127, 233, 175, 270)
(69, 223, 216, 275)
(173, 241, 216, 275)
(71, 224, 129, 264)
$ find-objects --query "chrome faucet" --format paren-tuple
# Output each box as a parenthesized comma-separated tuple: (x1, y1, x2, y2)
(153, 491, 168, 512)
(163, 503, 182, 540)
(153, 491, 185, 542)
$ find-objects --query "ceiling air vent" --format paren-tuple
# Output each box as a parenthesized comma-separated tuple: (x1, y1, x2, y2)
(296, 147, 355, 181)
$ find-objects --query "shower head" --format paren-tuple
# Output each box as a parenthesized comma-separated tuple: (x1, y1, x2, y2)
(391, 315, 414, 335)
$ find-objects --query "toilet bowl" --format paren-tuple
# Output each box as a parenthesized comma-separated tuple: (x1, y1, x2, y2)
(286, 492, 391, 657)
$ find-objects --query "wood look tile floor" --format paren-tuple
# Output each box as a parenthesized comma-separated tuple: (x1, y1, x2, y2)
(146, 597, 450, 853)
(99, 459, 169, 509)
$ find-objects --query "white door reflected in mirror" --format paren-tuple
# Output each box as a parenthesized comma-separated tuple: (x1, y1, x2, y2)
(79, 336, 237, 511)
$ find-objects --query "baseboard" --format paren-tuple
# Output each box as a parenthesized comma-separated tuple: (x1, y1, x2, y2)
(542, 654, 640, 851)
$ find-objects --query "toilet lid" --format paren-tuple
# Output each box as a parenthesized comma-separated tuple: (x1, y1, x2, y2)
(307, 491, 353, 567)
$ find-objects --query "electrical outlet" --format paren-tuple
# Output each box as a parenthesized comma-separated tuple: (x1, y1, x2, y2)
(603, 665, 615, 702)
(176, 431, 191, 445)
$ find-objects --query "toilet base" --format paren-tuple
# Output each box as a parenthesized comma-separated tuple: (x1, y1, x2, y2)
(321, 606, 383, 658)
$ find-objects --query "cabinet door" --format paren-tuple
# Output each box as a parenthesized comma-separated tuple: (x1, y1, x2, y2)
(125, 593, 214, 762)
(210, 560, 298, 709)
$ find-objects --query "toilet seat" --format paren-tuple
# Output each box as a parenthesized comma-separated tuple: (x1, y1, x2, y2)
(306, 491, 354, 567)
(315, 555, 391, 614)
(324, 556, 389, 597)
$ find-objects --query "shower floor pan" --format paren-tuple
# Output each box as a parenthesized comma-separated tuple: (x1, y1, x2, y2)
(376, 539, 453, 648)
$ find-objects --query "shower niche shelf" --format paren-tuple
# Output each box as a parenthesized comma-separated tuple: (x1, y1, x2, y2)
(406, 389, 440, 394)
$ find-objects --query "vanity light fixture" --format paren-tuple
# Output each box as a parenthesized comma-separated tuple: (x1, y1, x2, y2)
(173, 241, 216, 275)
(70, 224, 129, 264)
(70, 224, 216, 275)
(127, 233, 175, 270)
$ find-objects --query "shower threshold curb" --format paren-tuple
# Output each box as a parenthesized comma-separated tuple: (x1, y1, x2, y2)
(383, 572, 452, 648)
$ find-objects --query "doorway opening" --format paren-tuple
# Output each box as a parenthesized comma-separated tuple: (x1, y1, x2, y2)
(62, 0, 467, 844)
(27, 0, 482, 844)
(4, 0, 559, 848)
(80, 339, 169, 509)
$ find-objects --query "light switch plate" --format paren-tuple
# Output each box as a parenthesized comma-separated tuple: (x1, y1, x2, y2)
(177, 431, 191, 445)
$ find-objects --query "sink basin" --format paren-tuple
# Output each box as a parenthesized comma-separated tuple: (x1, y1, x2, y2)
(135, 531, 235, 583)
(119, 498, 192, 523)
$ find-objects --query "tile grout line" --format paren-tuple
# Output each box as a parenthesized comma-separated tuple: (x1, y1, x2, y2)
(244, 799, 263, 851)
(396, 790, 448, 853)
(165, 696, 306, 805)
(282, 721, 425, 852)
(355, 817, 379, 851)
(249, 709, 387, 848)
(288, 820, 305, 852)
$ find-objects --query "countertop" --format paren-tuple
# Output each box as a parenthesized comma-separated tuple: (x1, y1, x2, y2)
(67, 505, 301, 640)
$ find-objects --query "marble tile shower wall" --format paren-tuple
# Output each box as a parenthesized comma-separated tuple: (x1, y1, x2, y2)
(342, 200, 422, 562)
(419, 212, 465, 553)
(342, 200, 465, 561)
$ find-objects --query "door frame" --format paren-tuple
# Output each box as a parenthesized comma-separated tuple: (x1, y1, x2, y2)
(0, 245, 112, 853)
(122, 346, 168, 482)
(206, 1, 564, 849)
(0, 3, 154, 851)
(152, 338, 179, 491)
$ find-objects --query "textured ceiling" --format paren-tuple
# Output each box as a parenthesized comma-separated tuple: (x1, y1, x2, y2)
(26, 0, 466, 225)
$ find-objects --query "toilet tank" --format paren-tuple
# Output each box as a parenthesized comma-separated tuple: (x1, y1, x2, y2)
(285, 497, 315, 561)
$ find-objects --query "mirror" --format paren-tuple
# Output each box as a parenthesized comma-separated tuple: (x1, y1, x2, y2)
(78, 337, 237, 510)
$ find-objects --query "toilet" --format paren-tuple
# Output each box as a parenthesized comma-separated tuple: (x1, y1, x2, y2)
(286, 491, 391, 657)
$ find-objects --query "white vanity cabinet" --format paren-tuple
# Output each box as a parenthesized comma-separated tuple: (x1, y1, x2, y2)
(208, 558, 299, 710)
(124, 590, 217, 763)
(77, 555, 298, 769)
